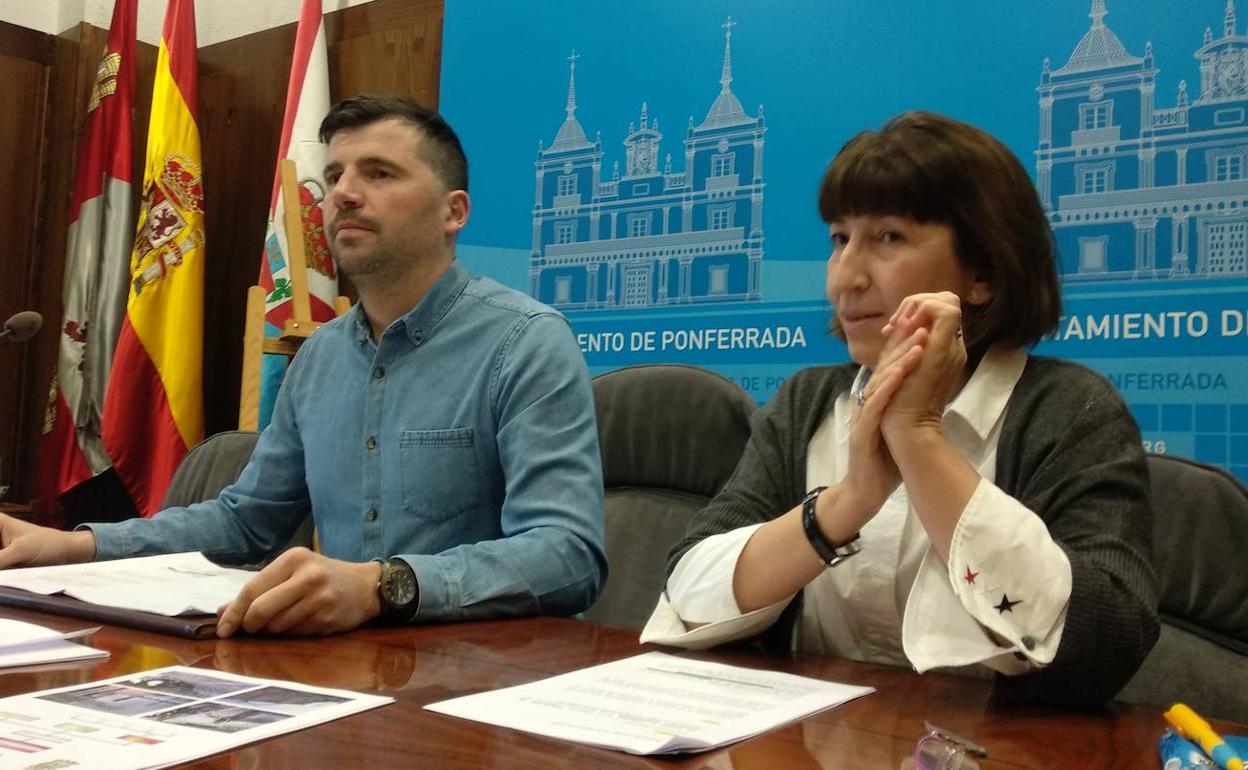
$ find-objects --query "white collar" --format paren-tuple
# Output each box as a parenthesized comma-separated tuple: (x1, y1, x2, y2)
(945, 346, 1028, 440)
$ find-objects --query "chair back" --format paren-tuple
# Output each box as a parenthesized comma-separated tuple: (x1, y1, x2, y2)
(161, 431, 261, 509)
(584, 365, 755, 629)
(1117, 454, 1248, 722)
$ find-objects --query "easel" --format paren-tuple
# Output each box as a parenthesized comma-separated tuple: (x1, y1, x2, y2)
(239, 158, 349, 431)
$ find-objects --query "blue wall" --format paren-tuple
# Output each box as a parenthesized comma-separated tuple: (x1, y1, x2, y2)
(442, 0, 1248, 481)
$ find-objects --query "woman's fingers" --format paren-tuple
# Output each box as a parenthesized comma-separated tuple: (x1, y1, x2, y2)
(875, 325, 929, 374)
(885, 291, 963, 340)
(858, 342, 924, 419)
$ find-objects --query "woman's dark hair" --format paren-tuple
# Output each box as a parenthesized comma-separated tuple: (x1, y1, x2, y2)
(320, 94, 468, 193)
(819, 111, 1061, 350)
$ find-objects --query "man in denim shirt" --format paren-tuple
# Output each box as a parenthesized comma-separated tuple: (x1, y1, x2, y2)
(0, 96, 607, 636)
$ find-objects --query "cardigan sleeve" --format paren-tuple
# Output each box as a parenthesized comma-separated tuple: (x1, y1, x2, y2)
(991, 360, 1159, 706)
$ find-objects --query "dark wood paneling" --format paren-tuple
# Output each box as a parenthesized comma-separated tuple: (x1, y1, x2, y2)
(196, 21, 299, 452)
(9, 0, 444, 519)
(0, 42, 50, 503)
(0, 20, 54, 64)
(327, 0, 443, 104)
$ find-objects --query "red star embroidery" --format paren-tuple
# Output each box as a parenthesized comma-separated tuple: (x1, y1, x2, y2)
(963, 566, 979, 585)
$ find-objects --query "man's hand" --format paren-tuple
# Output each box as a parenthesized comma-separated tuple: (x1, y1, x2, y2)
(0, 514, 96, 569)
(216, 548, 383, 638)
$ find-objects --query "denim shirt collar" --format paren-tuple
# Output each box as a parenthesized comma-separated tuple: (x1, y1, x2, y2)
(349, 260, 472, 347)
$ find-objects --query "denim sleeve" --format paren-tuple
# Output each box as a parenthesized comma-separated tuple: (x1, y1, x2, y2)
(86, 359, 313, 566)
(400, 312, 607, 621)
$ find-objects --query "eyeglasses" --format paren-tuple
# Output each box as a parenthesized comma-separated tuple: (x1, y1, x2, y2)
(912, 722, 988, 770)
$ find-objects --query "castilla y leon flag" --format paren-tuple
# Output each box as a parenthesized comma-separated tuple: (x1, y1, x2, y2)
(102, 0, 204, 517)
(256, 0, 336, 428)
(35, 0, 137, 515)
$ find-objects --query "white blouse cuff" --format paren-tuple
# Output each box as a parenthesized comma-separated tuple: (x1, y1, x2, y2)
(903, 478, 1072, 673)
(639, 523, 790, 649)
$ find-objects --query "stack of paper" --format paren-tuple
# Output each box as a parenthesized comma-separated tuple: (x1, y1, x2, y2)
(0, 619, 108, 669)
(426, 651, 875, 755)
(0, 552, 255, 616)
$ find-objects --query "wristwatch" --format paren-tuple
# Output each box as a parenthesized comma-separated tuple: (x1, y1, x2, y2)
(377, 558, 420, 622)
(800, 486, 862, 567)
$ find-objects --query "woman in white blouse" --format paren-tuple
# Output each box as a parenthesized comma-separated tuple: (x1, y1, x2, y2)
(641, 111, 1157, 705)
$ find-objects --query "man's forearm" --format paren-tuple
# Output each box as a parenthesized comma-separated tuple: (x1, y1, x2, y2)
(402, 526, 605, 622)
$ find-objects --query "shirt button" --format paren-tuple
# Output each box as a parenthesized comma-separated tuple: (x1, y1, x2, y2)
(364, 508, 378, 522)
(373, 366, 386, 379)
(366, 436, 377, 450)
(413, 328, 424, 344)
(1021, 635, 1036, 651)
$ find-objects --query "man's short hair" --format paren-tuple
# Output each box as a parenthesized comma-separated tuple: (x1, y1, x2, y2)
(818, 111, 1061, 351)
(320, 94, 469, 193)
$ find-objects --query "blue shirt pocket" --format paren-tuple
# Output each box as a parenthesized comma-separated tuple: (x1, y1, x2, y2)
(399, 427, 480, 522)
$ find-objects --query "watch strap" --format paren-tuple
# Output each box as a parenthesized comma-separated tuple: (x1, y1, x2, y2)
(801, 487, 862, 567)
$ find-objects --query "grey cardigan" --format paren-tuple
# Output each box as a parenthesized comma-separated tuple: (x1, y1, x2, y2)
(668, 355, 1159, 706)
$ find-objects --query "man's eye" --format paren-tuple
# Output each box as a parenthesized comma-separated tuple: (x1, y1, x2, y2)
(880, 230, 903, 243)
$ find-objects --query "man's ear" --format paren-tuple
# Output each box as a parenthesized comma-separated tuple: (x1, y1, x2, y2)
(444, 190, 470, 235)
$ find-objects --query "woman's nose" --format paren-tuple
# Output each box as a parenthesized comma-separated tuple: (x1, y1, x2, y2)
(828, 242, 868, 294)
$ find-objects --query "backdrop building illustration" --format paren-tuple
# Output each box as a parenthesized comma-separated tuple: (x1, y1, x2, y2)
(1040, 0, 1248, 280)
(531, 20, 766, 310)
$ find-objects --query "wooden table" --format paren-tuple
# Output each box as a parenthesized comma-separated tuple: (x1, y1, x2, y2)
(0, 608, 1217, 769)
(0, 502, 32, 520)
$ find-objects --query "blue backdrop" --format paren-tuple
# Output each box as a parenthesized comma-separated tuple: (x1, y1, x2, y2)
(441, 0, 1248, 482)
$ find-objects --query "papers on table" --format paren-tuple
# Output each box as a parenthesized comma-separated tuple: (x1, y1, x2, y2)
(0, 665, 391, 770)
(0, 619, 107, 669)
(425, 651, 874, 755)
(0, 553, 255, 617)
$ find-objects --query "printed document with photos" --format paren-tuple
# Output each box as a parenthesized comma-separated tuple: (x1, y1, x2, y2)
(426, 651, 874, 755)
(0, 666, 391, 770)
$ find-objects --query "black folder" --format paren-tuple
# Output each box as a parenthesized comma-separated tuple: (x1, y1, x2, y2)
(0, 586, 218, 639)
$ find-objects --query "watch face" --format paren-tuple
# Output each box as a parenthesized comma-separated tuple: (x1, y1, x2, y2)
(383, 562, 417, 608)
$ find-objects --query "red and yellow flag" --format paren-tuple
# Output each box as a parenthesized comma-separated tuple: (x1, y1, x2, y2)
(35, 0, 137, 518)
(256, 0, 335, 428)
(102, 0, 204, 517)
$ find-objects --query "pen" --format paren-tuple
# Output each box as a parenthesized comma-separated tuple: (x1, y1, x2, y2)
(1164, 703, 1245, 770)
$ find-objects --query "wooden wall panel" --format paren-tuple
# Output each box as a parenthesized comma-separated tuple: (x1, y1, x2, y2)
(328, 0, 443, 103)
(5, 0, 445, 521)
(0, 35, 52, 503)
(196, 22, 297, 454)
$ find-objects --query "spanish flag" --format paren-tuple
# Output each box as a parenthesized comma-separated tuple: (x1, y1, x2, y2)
(102, 0, 204, 517)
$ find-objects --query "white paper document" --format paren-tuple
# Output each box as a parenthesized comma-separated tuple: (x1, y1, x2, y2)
(425, 651, 874, 755)
(0, 665, 392, 770)
(0, 553, 255, 616)
(0, 619, 108, 669)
